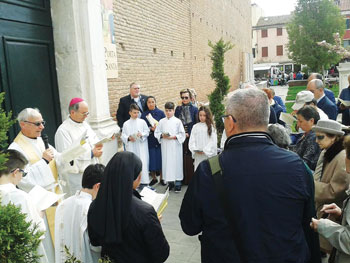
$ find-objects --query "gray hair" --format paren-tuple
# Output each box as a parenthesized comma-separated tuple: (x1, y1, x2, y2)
(267, 124, 291, 149)
(226, 88, 269, 130)
(310, 79, 324, 90)
(17, 108, 41, 122)
(68, 103, 80, 114)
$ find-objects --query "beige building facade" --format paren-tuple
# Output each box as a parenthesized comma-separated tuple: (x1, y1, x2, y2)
(108, 0, 253, 114)
(253, 15, 293, 69)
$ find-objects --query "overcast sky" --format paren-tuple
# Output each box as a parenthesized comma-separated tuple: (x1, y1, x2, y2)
(251, 0, 298, 16)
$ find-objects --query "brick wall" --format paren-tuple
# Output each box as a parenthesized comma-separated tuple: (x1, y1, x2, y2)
(109, 0, 251, 117)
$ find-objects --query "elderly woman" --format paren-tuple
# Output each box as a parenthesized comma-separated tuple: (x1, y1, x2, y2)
(290, 105, 320, 170)
(310, 135, 350, 263)
(312, 120, 350, 254)
(88, 152, 169, 263)
(267, 123, 291, 149)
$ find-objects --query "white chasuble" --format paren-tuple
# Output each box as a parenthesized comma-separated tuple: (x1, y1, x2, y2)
(189, 123, 217, 170)
(122, 118, 150, 184)
(55, 117, 100, 197)
(155, 116, 186, 182)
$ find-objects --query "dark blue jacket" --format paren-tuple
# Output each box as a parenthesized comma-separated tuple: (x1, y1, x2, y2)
(175, 103, 198, 135)
(317, 95, 337, 120)
(116, 94, 148, 128)
(273, 96, 287, 112)
(269, 106, 277, 124)
(179, 132, 321, 263)
(337, 86, 350, 125)
(324, 88, 336, 104)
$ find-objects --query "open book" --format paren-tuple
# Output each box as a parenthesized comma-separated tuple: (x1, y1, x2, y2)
(140, 187, 169, 216)
(339, 98, 350, 107)
(28, 185, 65, 211)
(93, 133, 115, 146)
(279, 112, 299, 133)
(146, 113, 159, 127)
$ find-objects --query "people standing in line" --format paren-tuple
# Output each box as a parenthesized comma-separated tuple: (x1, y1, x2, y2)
(307, 79, 338, 120)
(311, 135, 350, 263)
(175, 89, 198, 184)
(121, 104, 150, 187)
(55, 98, 103, 197)
(88, 152, 170, 263)
(0, 149, 49, 262)
(141, 96, 166, 186)
(308, 73, 336, 104)
(179, 88, 321, 263)
(189, 106, 217, 171)
(55, 164, 105, 263)
(116, 82, 148, 129)
(337, 75, 350, 126)
(290, 106, 321, 171)
(155, 102, 186, 192)
(312, 120, 350, 254)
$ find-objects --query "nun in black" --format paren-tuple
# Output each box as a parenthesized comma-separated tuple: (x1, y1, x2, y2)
(87, 152, 169, 263)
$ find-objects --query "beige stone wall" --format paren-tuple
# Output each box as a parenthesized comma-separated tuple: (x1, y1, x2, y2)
(109, 0, 251, 117)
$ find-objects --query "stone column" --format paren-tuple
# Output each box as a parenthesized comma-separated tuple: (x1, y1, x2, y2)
(51, 0, 119, 165)
(337, 62, 350, 93)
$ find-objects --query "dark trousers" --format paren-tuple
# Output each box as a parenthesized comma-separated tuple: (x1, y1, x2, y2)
(183, 137, 195, 185)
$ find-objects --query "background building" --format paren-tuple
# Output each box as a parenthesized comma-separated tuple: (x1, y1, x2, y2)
(253, 14, 294, 73)
(336, 0, 350, 47)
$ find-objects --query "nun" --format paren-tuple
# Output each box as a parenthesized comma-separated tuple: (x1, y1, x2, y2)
(87, 151, 169, 263)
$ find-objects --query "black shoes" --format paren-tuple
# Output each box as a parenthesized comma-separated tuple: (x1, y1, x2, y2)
(149, 178, 158, 186)
(160, 179, 167, 186)
(174, 185, 181, 193)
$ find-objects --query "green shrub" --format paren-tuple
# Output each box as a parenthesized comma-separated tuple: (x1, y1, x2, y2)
(0, 200, 44, 263)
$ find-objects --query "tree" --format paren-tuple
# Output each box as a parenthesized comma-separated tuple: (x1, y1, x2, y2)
(287, 0, 344, 72)
(208, 38, 233, 142)
(0, 92, 15, 171)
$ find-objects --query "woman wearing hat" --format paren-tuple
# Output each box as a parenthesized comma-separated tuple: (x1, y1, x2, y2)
(312, 119, 350, 253)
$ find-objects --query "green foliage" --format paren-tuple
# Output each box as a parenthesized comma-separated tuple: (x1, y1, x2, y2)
(287, 0, 345, 72)
(208, 38, 233, 142)
(0, 92, 16, 171)
(64, 245, 112, 263)
(0, 199, 44, 263)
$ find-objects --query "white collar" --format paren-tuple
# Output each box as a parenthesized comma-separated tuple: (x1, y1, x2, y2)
(317, 94, 325, 103)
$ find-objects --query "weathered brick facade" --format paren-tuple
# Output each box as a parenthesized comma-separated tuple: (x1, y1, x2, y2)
(109, 0, 251, 117)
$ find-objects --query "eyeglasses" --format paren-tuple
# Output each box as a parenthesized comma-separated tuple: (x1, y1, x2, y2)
(316, 135, 325, 141)
(10, 168, 27, 177)
(24, 120, 45, 127)
(221, 114, 236, 123)
(181, 96, 189, 100)
(78, 111, 89, 116)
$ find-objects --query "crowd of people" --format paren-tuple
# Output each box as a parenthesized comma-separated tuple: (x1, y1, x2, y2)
(2, 75, 350, 263)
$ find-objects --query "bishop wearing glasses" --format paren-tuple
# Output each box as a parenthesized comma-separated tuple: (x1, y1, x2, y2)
(55, 98, 102, 197)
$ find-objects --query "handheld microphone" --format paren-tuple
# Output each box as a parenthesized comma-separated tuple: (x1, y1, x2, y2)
(42, 134, 49, 149)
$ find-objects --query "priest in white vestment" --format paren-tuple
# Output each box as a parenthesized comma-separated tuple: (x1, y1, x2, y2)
(189, 122, 217, 170)
(55, 164, 104, 263)
(0, 149, 49, 262)
(8, 108, 59, 262)
(121, 104, 150, 185)
(55, 98, 103, 197)
(155, 102, 185, 189)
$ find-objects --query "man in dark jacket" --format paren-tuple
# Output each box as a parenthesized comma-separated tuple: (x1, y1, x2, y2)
(337, 75, 350, 125)
(307, 79, 337, 120)
(179, 88, 321, 263)
(308, 73, 336, 104)
(116, 82, 148, 129)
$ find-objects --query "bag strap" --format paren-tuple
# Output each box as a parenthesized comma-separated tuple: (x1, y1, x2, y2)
(208, 155, 244, 260)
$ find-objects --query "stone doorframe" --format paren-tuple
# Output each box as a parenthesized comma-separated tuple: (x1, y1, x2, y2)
(51, 0, 119, 164)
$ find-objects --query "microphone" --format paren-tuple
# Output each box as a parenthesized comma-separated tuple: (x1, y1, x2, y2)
(42, 134, 49, 149)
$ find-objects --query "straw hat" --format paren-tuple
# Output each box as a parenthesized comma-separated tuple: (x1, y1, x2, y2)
(292, 91, 314, 111)
(312, 120, 345, 136)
